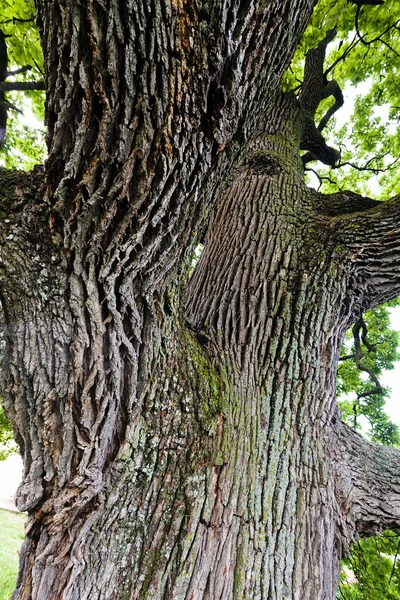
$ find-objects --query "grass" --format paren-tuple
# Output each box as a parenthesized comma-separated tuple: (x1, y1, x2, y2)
(0, 509, 26, 600)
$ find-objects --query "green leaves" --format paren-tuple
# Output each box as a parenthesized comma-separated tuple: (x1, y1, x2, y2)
(0, 403, 16, 461)
(0, 0, 43, 82)
(288, 0, 400, 198)
(340, 532, 400, 600)
(0, 0, 46, 169)
(338, 302, 400, 445)
(0, 105, 45, 170)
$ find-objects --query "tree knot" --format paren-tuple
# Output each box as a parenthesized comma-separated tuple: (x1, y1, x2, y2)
(246, 151, 283, 176)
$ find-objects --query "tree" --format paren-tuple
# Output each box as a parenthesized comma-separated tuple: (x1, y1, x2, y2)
(2, 0, 400, 598)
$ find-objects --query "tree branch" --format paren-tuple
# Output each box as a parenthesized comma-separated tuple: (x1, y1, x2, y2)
(317, 82, 344, 132)
(354, 3, 400, 57)
(298, 31, 342, 165)
(330, 193, 400, 310)
(348, 0, 384, 5)
(299, 29, 337, 113)
(324, 36, 359, 79)
(7, 65, 32, 77)
(351, 317, 383, 400)
(305, 166, 342, 190)
(0, 17, 35, 25)
(335, 155, 400, 175)
(300, 119, 340, 165)
(0, 81, 45, 91)
(312, 189, 381, 216)
(333, 422, 400, 539)
(388, 536, 400, 586)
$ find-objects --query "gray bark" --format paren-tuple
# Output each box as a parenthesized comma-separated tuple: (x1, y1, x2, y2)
(1, 1, 400, 599)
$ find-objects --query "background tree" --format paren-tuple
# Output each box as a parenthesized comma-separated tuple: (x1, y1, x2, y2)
(2, 0, 400, 599)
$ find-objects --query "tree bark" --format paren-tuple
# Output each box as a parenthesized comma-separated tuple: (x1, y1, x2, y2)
(2, 1, 400, 599)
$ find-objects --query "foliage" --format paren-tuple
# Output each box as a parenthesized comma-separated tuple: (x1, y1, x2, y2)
(337, 300, 400, 446)
(339, 532, 400, 600)
(0, 106, 45, 170)
(0, 403, 17, 461)
(0, 509, 26, 600)
(0, 0, 46, 169)
(285, 0, 400, 198)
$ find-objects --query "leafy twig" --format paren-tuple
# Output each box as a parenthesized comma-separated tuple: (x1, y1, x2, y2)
(354, 4, 400, 57)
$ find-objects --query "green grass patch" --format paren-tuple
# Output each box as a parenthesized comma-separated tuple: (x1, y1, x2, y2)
(0, 509, 26, 600)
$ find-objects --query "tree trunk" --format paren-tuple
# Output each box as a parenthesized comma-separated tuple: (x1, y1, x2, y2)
(2, 2, 400, 599)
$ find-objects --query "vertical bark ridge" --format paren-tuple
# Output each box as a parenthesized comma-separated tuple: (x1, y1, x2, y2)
(181, 96, 358, 598)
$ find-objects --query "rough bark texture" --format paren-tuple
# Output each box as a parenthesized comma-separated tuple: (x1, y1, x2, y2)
(2, 1, 400, 599)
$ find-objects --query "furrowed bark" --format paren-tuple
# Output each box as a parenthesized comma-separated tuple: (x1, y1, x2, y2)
(0, 168, 72, 510)
(2, 2, 400, 600)
(314, 191, 400, 311)
(332, 421, 400, 540)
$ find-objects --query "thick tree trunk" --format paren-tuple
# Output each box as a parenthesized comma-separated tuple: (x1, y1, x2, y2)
(2, 1, 400, 599)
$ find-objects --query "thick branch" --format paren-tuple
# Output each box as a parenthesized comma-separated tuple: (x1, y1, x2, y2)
(329, 193, 400, 310)
(333, 422, 400, 538)
(317, 82, 344, 132)
(299, 29, 337, 113)
(300, 119, 340, 166)
(312, 189, 382, 216)
(298, 31, 342, 165)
